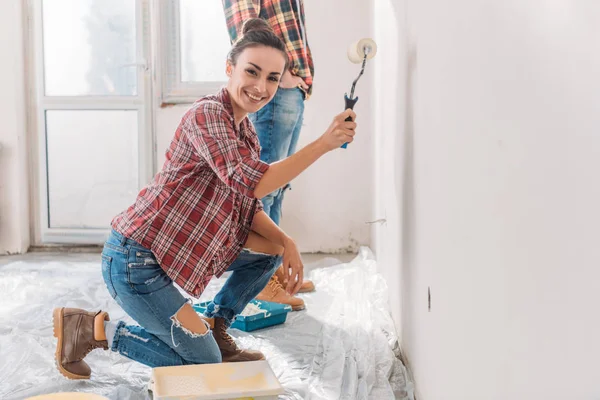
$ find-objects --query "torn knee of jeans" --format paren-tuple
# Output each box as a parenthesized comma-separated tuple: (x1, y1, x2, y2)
(169, 302, 211, 348)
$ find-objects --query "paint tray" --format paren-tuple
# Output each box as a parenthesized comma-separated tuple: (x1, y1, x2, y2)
(193, 300, 292, 332)
(151, 360, 283, 400)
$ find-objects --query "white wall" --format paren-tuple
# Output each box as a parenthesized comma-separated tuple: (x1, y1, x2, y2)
(374, 0, 600, 399)
(371, 0, 406, 347)
(0, 1, 30, 255)
(155, 0, 374, 253)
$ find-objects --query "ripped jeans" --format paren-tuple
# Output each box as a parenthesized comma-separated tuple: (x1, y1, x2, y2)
(101, 229, 281, 368)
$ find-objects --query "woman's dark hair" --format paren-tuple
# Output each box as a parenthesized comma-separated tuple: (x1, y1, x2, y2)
(227, 18, 289, 71)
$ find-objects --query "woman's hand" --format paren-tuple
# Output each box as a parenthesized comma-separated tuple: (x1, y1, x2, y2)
(279, 70, 309, 90)
(281, 235, 304, 295)
(318, 109, 358, 151)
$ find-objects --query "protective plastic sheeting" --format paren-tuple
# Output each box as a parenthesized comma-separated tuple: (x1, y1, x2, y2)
(0, 248, 413, 400)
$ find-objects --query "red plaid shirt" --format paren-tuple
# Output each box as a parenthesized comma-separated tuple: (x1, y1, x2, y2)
(112, 88, 269, 297)
(223, 0, 314, 95)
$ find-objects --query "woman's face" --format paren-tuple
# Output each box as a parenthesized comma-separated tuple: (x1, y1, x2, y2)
(226, 45, 287, 118)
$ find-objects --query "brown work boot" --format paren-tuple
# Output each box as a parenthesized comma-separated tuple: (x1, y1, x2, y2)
(53, 307, 109, 379)
(255, 275, 305, 311)
(274, 265, 315, 294)
(213, 317, 265, 362)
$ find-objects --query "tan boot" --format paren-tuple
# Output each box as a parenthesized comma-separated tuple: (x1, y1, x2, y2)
(298, 280, 315, 293)
(274, 265, 315, 294)
(213, 317, 265, 362)
(53, 307, 109, 379)
(255, 275, 305, 311)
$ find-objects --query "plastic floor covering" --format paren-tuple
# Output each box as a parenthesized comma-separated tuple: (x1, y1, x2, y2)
(0, 247, 414, 400)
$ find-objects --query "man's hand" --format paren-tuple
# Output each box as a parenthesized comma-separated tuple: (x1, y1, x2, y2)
(281, 236, 304, 295)
(279, 70, 309, 90)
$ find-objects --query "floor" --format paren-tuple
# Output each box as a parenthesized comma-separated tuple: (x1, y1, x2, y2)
(0, 249, 414, 400)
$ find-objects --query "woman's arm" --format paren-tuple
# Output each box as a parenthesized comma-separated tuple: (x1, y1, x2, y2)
(254, 109, 357, 199)
(251, 210, 287, 247)
(251, 211, 304, 294)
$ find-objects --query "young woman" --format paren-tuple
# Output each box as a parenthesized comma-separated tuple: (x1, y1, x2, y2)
(52, 18, 357, 379)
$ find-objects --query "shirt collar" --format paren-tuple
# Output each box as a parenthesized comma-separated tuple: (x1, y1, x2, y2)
(216, 87, 253, 137)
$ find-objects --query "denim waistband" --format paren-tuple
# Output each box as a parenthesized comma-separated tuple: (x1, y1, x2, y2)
(108, 229, 146, 249)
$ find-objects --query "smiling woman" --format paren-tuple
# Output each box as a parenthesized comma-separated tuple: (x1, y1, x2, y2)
(51, 17, 358, 379)
(224, 19, 288, 124)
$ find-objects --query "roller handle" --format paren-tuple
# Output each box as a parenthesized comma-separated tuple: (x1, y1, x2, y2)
(341, 94, 359, 149)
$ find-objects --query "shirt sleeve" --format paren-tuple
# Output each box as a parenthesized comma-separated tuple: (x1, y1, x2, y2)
(255, 198, 264, 214)
(222, 0, 260, 43)
(187, 102, 269, 198)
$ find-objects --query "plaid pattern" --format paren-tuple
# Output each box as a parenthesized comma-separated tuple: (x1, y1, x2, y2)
(112, 88, 269, 297)
(223, 0, 314, 95)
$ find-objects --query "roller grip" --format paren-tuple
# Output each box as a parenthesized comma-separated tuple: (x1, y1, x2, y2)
(341, 94, 358, 149)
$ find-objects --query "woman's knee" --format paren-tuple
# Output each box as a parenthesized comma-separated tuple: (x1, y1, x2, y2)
(169, 330, 222, 365)
(169, 303, 223, 364)
(172, 303, 209, 335)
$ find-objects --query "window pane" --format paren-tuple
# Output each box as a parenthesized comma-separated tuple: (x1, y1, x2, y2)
(180, 0, 230, 82)
(46, 110, 139, 229)
(42, 0, 137, 96)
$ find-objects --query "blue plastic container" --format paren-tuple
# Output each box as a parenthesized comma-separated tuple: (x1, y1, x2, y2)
(193, 300, 292, 332)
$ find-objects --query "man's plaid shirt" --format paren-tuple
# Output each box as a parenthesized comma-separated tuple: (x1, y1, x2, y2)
(223, 0, 314, 95)
(112, 88, 269, 297)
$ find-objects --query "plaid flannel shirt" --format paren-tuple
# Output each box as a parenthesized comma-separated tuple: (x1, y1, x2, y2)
(222, 0, 314, 96)
(112, 88, 269, 297)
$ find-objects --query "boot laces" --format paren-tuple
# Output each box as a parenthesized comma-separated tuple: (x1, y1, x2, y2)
(80, 342, 96, 360)
(268, 275, 285, 294)
(219, 322, 237, 348)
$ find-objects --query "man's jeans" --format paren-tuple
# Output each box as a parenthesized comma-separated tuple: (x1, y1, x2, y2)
(250, 87, 305, 225)
(101, 229, 281, 368)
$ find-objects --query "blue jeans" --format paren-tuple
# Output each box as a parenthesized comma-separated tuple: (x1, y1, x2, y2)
(250, 87, 305, 225)
(101, 230, 281, 368)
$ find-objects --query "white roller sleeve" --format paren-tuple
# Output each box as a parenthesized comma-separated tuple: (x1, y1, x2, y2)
(347, 38, 378, 64)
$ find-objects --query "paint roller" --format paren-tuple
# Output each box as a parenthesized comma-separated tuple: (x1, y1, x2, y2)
(341, 38, 377, 148)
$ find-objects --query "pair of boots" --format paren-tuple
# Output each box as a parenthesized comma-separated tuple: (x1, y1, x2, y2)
(53, 308, 264, 380)
(255, 265, 315, 311)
